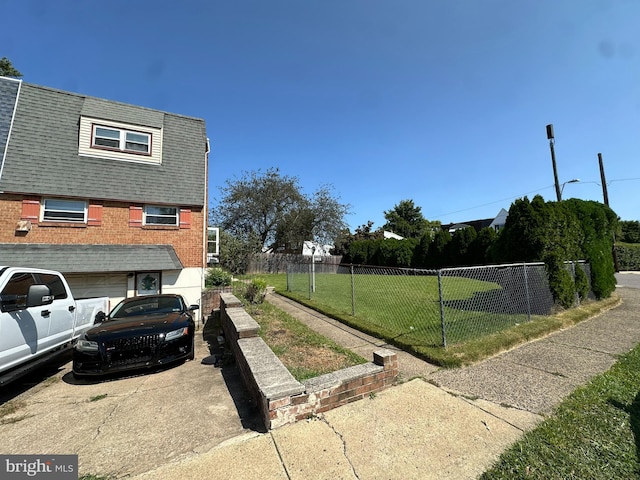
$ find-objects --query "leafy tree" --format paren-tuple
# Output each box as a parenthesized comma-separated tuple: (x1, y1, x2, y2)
(618, 220, 640, 243)
(332, 221, 384, 257)
(0, 57, 22, 77)
(448, 227, 477, 266)
(469, 227, 497, 266)
(211, 168, 349, 253)
(217, 230, 260, 274)
(427, 229, 451, 268)
(382, 199, 430, 239)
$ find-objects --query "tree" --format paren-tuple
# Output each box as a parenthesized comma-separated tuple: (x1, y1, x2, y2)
(382, 199, 430, 239)
(218, 230, 260, 274)
(448, 227, 477, 266)
(211, 168, 350, 253)
(618, 220, 640, 243)
(0, 57, 22, 77)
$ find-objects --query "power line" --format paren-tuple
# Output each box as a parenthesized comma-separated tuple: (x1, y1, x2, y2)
(432, 185, 555, 219)
(432, 176, 640, 221)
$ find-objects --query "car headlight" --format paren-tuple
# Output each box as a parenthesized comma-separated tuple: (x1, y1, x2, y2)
(76, 338, 99, 352)
(164, 327, 189, 341)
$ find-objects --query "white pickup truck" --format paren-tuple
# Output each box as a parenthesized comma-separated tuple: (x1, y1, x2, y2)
(0, 266, 109, 386)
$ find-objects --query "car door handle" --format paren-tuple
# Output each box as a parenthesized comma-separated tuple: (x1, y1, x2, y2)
(41, 310, 51, 317)
(69, 305, 76, 312)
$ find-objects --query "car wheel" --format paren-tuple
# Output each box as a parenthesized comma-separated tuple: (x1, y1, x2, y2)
(187, 336, 195, 361)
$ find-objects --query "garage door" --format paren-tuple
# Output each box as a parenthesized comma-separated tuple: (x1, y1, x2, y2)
(65, 273, 128, 311)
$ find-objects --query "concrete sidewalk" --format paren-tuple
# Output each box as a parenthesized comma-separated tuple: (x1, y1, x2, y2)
(132, 286, 640, 480)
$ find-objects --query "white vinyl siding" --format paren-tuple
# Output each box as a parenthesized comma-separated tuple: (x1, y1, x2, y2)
(78, 116, 162, 164)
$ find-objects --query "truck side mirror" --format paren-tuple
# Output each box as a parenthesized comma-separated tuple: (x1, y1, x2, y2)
(26, 284, 53, 308)
(94, 311, 106, 323)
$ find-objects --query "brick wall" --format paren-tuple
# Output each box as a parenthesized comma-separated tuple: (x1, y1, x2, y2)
(220, 293, 399, 430)
(0, 194, 204, 267)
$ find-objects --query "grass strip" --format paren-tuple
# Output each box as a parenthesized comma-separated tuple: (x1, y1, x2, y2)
(243, 299, 366, 381)
(481, 342, 640, 479)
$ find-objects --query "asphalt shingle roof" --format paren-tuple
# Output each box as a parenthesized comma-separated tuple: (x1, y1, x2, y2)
(0, 77, 20, 176)
(0, 79, 207, 207)
(0, 243, 183, 273)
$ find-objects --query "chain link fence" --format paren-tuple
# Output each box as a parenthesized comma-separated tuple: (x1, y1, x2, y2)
(286, 261, 592, 348)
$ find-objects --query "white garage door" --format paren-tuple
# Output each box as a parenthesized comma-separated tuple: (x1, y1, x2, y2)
(65, 273, 128, 311)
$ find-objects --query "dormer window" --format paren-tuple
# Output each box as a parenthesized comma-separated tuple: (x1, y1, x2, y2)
(92, 125, 151, 155)
(79, 116, 162, 164)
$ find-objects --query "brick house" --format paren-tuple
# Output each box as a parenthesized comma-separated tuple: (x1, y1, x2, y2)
(0, 76, 209, 320)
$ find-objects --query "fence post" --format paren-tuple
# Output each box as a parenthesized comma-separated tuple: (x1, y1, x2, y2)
(286, 264, 290, 292)
(523, 263, 531, 322)
(572, 261, 580, 306)
(437, 270, 447, 348)
(350, 264, 356, 316)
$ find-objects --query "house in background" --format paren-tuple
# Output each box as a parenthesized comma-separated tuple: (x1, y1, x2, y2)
(383, 231, 404, 240)
(302, 240, 333, 259)
(0, 77, 209, 319)
(442, 208, 508, 234)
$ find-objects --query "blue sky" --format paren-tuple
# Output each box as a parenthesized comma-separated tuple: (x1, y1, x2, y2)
(2, 0, 639, 230)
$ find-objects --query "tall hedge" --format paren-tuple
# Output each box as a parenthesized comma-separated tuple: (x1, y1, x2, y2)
(616, 243, 640, 271)
(564, 198, 617, 298)
(496, 196, 617, 301)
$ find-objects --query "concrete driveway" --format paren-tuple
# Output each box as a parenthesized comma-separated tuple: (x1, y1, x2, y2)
(0, 329, 261, 478)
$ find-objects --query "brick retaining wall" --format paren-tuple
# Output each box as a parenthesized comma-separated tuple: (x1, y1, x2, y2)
(219, 293, 398, 430)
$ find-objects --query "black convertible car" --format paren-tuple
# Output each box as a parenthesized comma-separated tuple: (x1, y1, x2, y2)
(73, 294, 198, 378)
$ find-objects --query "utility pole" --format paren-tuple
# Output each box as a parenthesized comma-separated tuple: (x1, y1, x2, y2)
(546, 124, 562, 201)
(598, 153, 610, 206)
(599, 153, 620, 272)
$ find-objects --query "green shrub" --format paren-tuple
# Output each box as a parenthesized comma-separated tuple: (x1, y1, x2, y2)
(243, 277, 267, 304)
(545, 253, 576, 309)
(616, 243, 640, 271)
(586, 239, 616, 299)
(205, 267, 232, 287)
(574, 264, 590, 301)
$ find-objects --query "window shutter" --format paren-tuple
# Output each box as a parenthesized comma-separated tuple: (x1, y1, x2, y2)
(179, 208, 191, 229)
(88, 203, 103, 226)
(129, 205, 143, 227)
(21, 197, 40, 223)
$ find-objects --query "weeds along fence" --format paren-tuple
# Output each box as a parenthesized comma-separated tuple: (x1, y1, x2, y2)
(286, 261, 592, 348)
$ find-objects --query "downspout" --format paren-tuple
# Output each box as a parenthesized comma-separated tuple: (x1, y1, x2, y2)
(201, 136, 210, 327)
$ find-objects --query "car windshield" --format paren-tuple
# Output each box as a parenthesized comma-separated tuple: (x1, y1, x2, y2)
(110, 296, 183, 319)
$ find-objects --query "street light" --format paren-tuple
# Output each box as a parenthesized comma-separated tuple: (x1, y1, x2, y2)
(560, 178, 580, 198)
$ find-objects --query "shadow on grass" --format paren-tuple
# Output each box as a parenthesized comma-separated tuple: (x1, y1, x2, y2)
(608, 391, 640, 464)
(442, 287, 554, 316)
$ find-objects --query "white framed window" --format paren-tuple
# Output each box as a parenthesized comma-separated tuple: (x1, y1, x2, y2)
(42, 199, 87, 223)
(144, 206, 178, 226)
(92, 125, 151, 155)
(207, 227, 220, 264)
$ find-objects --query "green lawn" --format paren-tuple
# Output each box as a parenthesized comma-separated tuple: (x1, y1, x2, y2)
(284, 271, 532, 346)
(249, 272, 618, 367)
(481, 343, 640, 479)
